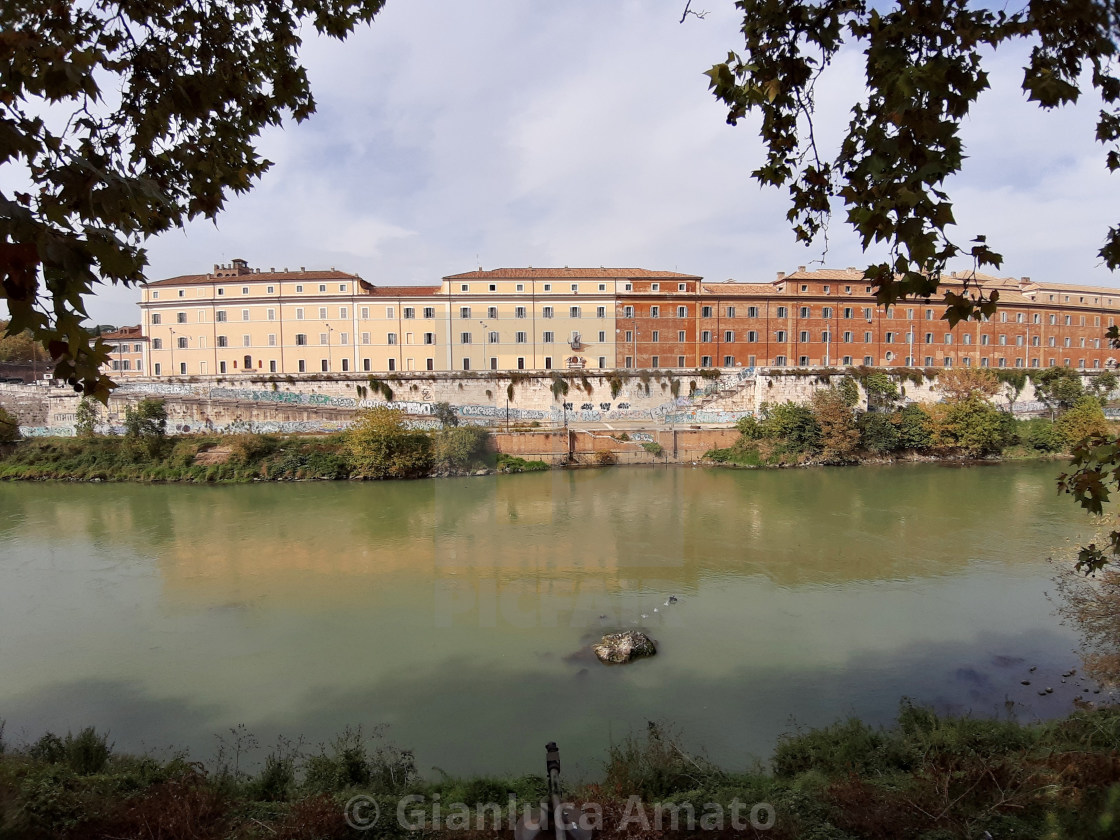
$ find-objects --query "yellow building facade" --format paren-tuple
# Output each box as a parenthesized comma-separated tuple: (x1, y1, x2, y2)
(139, 261, 678, 377)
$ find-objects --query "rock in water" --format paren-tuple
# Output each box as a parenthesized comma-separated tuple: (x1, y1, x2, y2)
(593, 631, 657, 664)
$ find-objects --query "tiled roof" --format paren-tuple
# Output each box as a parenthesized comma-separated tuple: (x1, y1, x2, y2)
(444, 267, 703, 280)
(99, 326, 146, 341)
(365, 286, 443, 297)
(700, 283, 782, 296)
(145, 269, 360, 287)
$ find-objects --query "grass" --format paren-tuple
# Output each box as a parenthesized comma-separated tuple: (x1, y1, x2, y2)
(495, 453, 550, 473)
(2, 704, 1119, 838)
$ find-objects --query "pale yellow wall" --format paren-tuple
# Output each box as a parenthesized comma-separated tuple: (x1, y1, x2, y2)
(140, 272, 617, 377)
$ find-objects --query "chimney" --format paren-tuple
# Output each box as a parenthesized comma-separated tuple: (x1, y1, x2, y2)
(270, 267, 275, 272)
(300, 266, 305, 271)
(1021, 276, 1031, 283)
(776, 271, 785, 280)
(797, 265, 806, 272)
(213, 264, 219, 273)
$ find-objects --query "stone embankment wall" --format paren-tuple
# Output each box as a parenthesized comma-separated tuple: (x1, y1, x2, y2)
(493, 428, 740, 465)
(0, 367, 1093, 439)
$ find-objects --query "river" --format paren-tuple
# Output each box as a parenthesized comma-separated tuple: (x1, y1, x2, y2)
(0, 461, 1099, 778)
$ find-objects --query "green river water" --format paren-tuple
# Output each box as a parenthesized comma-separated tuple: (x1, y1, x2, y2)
(0, 461, 1103, 778)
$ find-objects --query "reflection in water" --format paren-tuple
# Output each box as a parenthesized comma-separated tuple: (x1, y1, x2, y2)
(0, 462, 1094, 775)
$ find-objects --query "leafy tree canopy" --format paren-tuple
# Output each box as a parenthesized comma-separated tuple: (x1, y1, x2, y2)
(707, 0, 1120, 324)
(1, 0, 386, 398)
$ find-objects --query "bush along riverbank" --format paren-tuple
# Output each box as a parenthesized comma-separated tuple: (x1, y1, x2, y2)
(704, 367, 1116, 466)
(1, 703, 1119, 839)
(0, 403, 544, 482)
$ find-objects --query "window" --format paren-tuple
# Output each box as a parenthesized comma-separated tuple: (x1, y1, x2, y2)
(267, 286, 275, 294)
(724, 330, 734, 342)
(924, 332, 933, 344)
(387, 333, 397, 345)
(652, 330, 660, 342)
(703, 356, 714, 367)
(727, 306, 736, 318)
(650, 306, 660, 318)
(516, 332, 527, 343)
(824, 285, 831, 295)
(321, 359, 329, 372)
(843, 307, 852, 319)
(268, 334, 276, 347)
(543, 331, 554, 343)
(776, 330, 787, 342)
(676, 305, 688, 318)
(1065, 315, 1072, 325)
(541, 306, 554, 319)
(599, 284, 607, 292)
(361, 332, 370, 345)
(267, 308, 275, 321)
(747, 330, 758, 342)
(651, 283, 660, 291)
(319, 284, 327, 292)
(945, 334, 953, 344)
(799, 355, 809, 366)
(339, 307, 348, 319)
(296, 334, 307, 346)
(724, 356, 735, 366)
(217, 335, 228, 348)
(702, 330, 713, 342)
(775, 355, 787, 366)
(296, 308, 304, 320)
(800, 307, 810, 318)
(518, 357, 526, 369)
(152, 291, 159, 299)
(516, 306, 527, 318)
(487, 307, 497, 319)
(242, 309, 250, 321)
(298, 360, 306, 372)
(543, 284, 551, 291)
(488, 331, 499, 344)
(177, 312, 187, 323)
(178, 289, 184, 297)
(625, 331, 633, 342)
(339, 333, 348, 345)
(963, 334, 972, 345)
(677, 330, 686, 342)
(981, 357, 990, 368)
(624, 306, 634, 318)
(864, 331, 873, 342)
(748, 306, 759, 318)
(216, 311, 227, 322)
(863, 307, 873, 320)
(822, 307, 832, 318)
(460, 332, 472, 344)
(460, 306, 471, 319)
(776, 306, 787, 318)
(702, 306, 713, 318)
(570, 306, 581, 318)
(318, 307, 327, 319)
(217, 361, 226, 374)
(179, 362, 186, 374)
(217, 288, 224, 296)
(151, 313, 162, 325)
(516, 284, 525, 292)
(319, 333, 328, 345)
(424, 333, 436, 345)
(885, 332, 894, 343)
(822, 330, 831, 342)
(678, 356, 686, 366)
(843, 331, 852, 343)
(651, 356, 660, 368)
(570, 283, 579, 293)
(386, 307, 395, 318)
(403, 307, 415, 319)
(597, 306, 606, 318)
(421, 307, 434, 319)
(799, 330, 810, 342)
(599, 331, 606, 342)
(152, 338, 163, 349)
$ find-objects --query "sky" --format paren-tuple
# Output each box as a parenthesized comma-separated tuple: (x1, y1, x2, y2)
(28, 0, 1120, 326)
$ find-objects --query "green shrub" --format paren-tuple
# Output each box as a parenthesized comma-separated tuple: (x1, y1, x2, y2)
(895, 403, 933, 450)
(641, 441, 664, 456)
(495, 454, 549, 473)
(0, 406, 20, 443)
(1018, 418, 1065, 452)
(433, 426, 491, 472)
(224, 433, 280, 465)
(63, 727, 112, 775)
(858, 411, 900, 454)
(344, 407, 433, 480)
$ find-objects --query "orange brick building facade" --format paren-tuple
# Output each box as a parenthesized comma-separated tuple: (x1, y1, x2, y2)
(615, 268, 1120, 371)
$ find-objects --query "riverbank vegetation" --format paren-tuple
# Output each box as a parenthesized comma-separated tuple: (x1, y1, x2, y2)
(0, 402, 494, 483)
(705, 368, 1115, 466)
(1, 703, 1118, 839)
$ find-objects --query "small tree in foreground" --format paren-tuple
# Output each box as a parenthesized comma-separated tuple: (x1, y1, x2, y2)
(123, 398, 167, 459)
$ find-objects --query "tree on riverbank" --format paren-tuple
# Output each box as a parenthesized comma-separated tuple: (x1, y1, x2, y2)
(344, 407, 434, 480)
